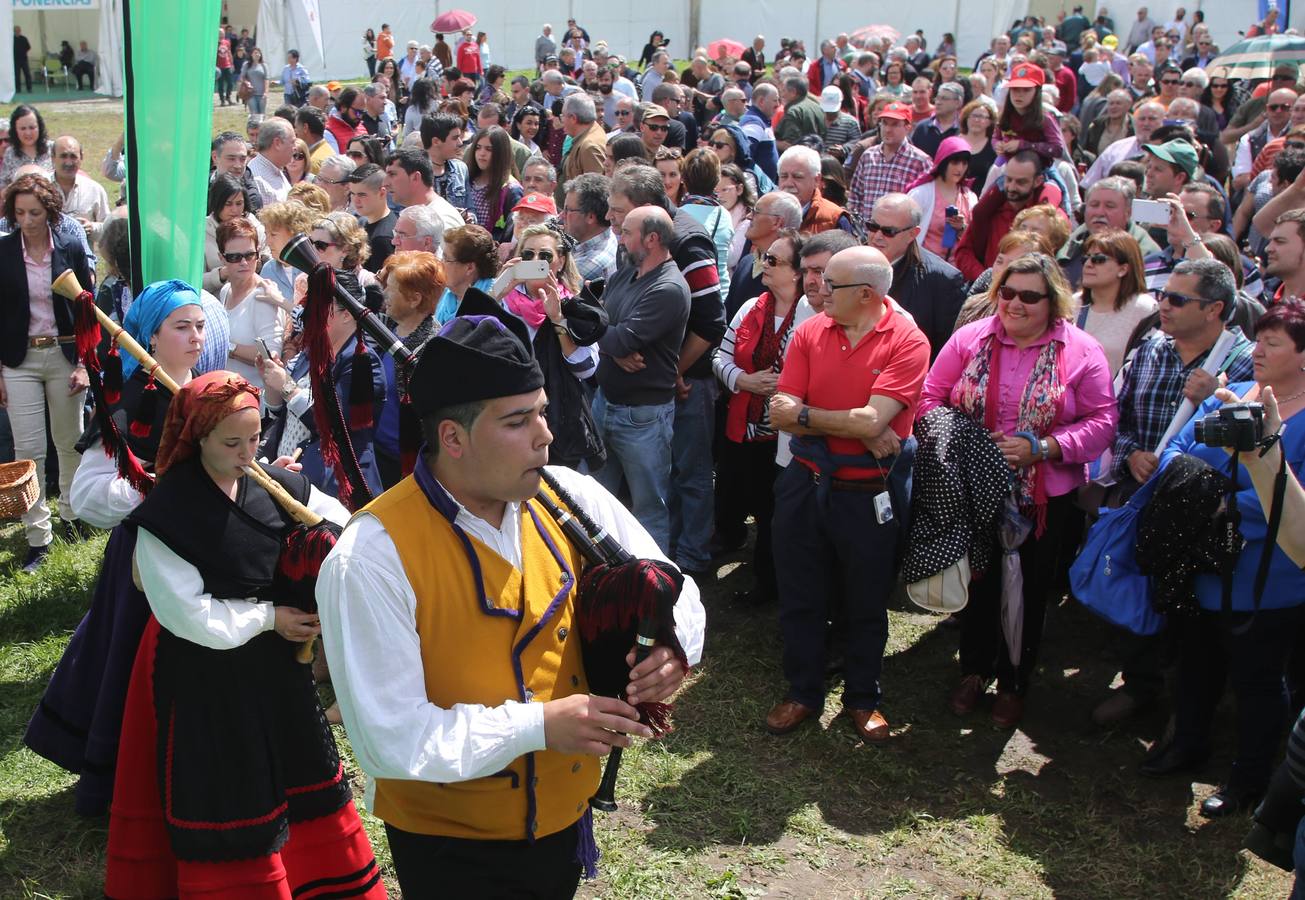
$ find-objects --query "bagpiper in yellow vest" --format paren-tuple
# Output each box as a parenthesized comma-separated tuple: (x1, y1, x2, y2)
(364, 466, 600, 841)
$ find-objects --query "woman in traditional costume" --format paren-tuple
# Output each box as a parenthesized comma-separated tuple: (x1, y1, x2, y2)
(25, 280, 206, 817)
(104, 370, 383, 899)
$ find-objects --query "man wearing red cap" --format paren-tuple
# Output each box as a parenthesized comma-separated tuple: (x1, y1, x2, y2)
(848, 101, 932, 225)
(512, 191, 557, 232)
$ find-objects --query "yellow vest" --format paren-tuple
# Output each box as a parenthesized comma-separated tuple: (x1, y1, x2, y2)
(365, 474, 599, 840)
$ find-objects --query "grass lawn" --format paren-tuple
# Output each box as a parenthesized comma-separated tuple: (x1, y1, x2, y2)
(0, 98, 1296, 898)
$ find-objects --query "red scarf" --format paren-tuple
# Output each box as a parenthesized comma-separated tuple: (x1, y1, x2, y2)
(734, 291, 798, 436)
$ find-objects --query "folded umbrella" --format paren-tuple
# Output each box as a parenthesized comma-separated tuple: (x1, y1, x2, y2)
(997, 495, 1033, 668)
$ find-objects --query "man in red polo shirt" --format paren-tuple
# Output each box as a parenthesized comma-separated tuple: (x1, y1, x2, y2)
(765, 246, 930, 743)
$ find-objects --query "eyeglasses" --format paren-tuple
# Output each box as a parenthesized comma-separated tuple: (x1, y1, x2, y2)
(316, 176, 343, 185)
(644, 122, 669, 132)
(1269, 103, 1294, 112)
(1159, 289, 1215, 308)
(997, 285, 1048, 303)
(292, 152, 306, 160)
(311, 239, 337, 252)
(821, 278, 874, 292)
(222, 250, 259, 263)
(520, 249, 555, 262)
(1084, 252, 1115, 265)
(1288, 141, 1305, 150)
(761, 252, 792, 268)
(864, 221, 911, 237)
(709, 140, 732, 149)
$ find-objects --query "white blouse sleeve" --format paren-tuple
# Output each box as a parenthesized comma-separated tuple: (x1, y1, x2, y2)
(316, 514, 548, 783)
(134, 529, 277, 650)
(543, 465, 707, 666)
(69, 442, 144, 528)
(713, 299, 755, 395)
(306, 484, 350, 527)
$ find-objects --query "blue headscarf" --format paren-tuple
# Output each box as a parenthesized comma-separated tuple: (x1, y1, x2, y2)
(120, 279, 203, 378)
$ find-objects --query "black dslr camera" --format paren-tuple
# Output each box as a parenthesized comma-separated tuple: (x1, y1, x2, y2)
(1194, 402, 1265, 452)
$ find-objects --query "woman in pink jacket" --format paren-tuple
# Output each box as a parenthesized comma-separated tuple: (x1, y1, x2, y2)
(918, 253, 1117, 729)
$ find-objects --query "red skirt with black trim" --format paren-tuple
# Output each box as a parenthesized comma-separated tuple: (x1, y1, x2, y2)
(105, 616, 385, 899)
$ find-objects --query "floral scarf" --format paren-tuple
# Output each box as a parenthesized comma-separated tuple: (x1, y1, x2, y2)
(952, 330, 1065, 535)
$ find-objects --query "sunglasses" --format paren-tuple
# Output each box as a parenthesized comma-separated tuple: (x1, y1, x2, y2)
(1084, 252, 1115, 265)
(761, 251, 792, 268)
(222, 250, 259, 263)
(1160, 78, 1180, 86)
(997, 285, 1048, 303)
(311, 239, 337, 252)
(709, 140, 732, 149)
(1181, 80, 1202, 88)
(1211, 81, 1230, 89)
(1288, 141, 1305, 150)
(865, 221, 911, 237)
(615, 109, 632, 116)
(644, 122, 669, 132)
(1159, 289, 1215, 308)
(292, 152, 306, 160)
(1269, 103, 1294, 112)
(520, 249, 555, 262)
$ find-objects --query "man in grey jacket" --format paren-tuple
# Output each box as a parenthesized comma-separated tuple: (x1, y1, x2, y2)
(593, 206, 690, 552)
(535, 25, 557, 72)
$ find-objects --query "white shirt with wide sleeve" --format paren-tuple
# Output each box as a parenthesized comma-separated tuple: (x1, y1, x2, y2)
(135, 484, 349, 650)
(316, 464, 706, 786)
(69, 441, 145, 529)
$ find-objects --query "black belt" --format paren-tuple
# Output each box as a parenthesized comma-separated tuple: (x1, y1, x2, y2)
(805, 467, 886, 493)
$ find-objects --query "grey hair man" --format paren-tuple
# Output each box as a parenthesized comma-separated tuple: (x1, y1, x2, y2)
(560, 92, 607, 202)
(393, 203, 444, 255)
(249, 116, 294, 205)
(779, 145, 856, 235)
(765, 242, 930, 742)
(866, 193, 968, 357)
(726, 189, 803, 317)
(317, 153, 357, 211)
(563, 172, 618, 281)
(520, 155, 558, 197)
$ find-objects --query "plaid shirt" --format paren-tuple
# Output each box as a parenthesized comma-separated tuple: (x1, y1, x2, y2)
(1110, 327, 1255, 482)
(848, 142, 932, 222)
(573, 228, 619, 283)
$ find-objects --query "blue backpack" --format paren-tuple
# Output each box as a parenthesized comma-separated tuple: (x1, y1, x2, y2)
(1069, 473, 1165, 636)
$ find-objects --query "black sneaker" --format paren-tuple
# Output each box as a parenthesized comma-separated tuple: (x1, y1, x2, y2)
(62, 519, 94, 542)
(20, 545, 50, 574)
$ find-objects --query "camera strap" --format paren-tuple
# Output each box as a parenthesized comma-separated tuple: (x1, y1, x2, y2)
(1223, 443, 1290, 637)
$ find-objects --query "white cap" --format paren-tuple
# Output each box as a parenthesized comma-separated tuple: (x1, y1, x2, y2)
(819, 85, 843, 113)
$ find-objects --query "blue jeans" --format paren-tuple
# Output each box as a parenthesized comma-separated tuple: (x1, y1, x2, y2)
(668, 375, 717, 571)
(592, 391, 675, 554)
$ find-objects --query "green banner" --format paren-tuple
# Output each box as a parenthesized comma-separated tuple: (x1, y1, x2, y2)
(123, 0, 222, 292)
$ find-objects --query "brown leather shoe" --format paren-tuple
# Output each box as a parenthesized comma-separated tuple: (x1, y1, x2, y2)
(991, 691, 1024, 729)
(765, 699, 818, 735)
(949, 674, 987, 715)
(849, 708, 890, 742)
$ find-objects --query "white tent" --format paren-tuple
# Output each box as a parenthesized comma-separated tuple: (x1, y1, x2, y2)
(0, 0, 1275, 104)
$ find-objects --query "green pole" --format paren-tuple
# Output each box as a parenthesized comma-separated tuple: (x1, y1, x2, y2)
(123, 0, 223, 292)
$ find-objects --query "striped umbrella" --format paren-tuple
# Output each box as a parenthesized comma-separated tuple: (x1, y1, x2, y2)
(1209, 34, 1305, 80)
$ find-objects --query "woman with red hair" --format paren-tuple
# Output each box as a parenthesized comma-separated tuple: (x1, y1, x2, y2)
(105, 371, 384, 899)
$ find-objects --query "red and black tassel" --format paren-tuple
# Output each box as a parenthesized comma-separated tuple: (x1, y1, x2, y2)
(129, 376, 158, 439)
(101, 344, 124, 406)
(347, 330, 374, 431)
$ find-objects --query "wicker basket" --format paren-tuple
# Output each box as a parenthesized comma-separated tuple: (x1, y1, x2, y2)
(0, 460, 40, 520)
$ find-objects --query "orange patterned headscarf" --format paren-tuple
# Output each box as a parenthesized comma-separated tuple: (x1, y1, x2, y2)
(154, 371, 261, 476)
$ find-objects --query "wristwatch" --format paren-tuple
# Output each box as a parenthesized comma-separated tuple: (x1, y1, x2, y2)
(797, 407, 811, 428)
(1182, 235, 1204, 250)
(1039, 438, 1051, 458)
